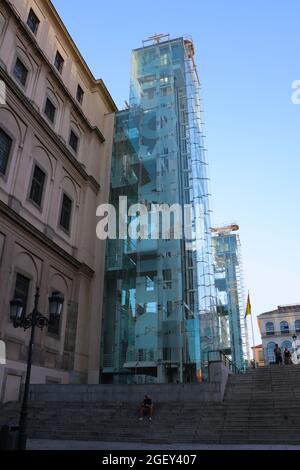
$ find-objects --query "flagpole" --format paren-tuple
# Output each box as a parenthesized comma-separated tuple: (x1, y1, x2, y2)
(247, 291, 256, 363)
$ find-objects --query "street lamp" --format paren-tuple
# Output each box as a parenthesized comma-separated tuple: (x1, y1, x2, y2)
(10, 287, 64, 450)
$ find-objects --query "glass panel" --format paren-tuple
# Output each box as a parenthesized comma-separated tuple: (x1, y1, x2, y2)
(54, 51, 64, 73)
(69, 131, 79, 153)
(13, 58, 28, 86)
(60, 194, 72, 232)
(48, 290, 62, 335)
(266, 322, 274, 335)
(267, 342, 276, 364)
(76, 85, 84, 104)
(27, 9, 40, 35)
(0, 128, 12, 175)
(44, 98, 56, 123)
(14, 273, 30, 317)
(280, 321, 289, 334)
(29, 165, 46, 206)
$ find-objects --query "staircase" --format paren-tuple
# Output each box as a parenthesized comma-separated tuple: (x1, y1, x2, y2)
(1, 365, 300, 445)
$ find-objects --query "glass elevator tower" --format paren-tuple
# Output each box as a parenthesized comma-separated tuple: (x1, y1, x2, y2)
(101, 36, 218, 384)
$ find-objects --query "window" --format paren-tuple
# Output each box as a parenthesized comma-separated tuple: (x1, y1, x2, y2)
(29, 165, 46, 207)
(163, 269, 172, 289)
(0, 128, 12, 175)
(14, 273, 30, 317)
(281, 340, 292, 352)
(27, 9, 40, 35)
(13, 58, 28, 86)
(59, 193, 72, 232)
(280, 321, 289, 335)
(265, 321, 274, 336)
(295, 320, 300, 332)
(266, 342, 276, 364)
(161, 86, 172, 97)
(167, 301, 173, 317)
(69, 130, 79, 154)
(76, 85, 84, 104)
(48, 290, 62, 336)
(54, 51, 64, 74)
(146, 275, 155, 292)
(44, 98, 56, 123)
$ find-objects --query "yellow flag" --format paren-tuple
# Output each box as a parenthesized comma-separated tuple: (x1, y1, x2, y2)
(245, 293, 251, 317)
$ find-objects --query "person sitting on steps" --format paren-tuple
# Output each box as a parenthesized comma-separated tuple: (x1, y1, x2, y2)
(139, 394, 154, 421)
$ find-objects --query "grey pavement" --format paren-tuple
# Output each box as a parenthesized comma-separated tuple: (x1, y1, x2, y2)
(27, 439, 300, 450)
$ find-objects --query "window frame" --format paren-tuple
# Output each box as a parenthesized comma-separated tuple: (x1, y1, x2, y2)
(28, 162, 47, 210)
(266, 341, 276, 364)
(58, 191, 73, 235)
(0, 126, 14, 178)
(13, 57, 29, 88)
(265, 321, 275, 336)
(12, 272, 31, 319)
(280, 321, 290, 335)
(26, 8, 40, 36)
(47, 288, 63, 338)
(76, 84, 84, 105)
(68, 129, 80, 155)
(44, 97, 57, 124)
(54, 50, 64, 74)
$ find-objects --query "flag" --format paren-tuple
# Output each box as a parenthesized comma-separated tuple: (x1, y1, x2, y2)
(245, 292, 251, 318)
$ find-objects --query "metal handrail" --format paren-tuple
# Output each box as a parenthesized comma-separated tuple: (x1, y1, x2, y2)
(207, 349, 242, 374)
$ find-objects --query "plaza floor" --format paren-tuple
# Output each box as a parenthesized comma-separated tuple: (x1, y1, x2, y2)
(27, 439, 300, 451)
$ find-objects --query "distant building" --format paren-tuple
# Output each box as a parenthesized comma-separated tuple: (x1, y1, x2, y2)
(0, 0, 116, 402)
(212, 224, 250, 370)
(257, 305, 300, 364)
(251, 344, 264, 367)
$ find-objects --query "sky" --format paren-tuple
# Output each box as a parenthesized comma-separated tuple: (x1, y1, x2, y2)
(52, 0, 300, 344)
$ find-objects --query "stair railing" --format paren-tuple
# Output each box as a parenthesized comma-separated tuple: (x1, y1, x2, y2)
(207, 350, 242, 374)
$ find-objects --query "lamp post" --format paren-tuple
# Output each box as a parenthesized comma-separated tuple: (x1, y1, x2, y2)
(10, 287, 64, 450)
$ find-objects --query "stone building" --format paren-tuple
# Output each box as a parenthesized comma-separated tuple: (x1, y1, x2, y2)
(258, 305, 300, 364)
(0, 0, 116, 402)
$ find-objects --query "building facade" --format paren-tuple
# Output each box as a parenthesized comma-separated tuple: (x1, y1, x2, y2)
(251, 344, 264, 367)
(0, 0, 116, 402)
(258, 305, 300, 364)
(101, 35, 218, 385)
(212, 225, 249, 369)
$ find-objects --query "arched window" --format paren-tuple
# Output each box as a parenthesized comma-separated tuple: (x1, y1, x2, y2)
(266, 322, 274, 336)
(281, 340, 292, 351)
(295, 320, 300, 333)
(280, 321, 289, 335)
(266, 342, 276, 364)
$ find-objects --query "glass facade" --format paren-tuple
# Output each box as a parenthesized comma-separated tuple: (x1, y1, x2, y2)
(101, 37, 218, 384)
(212, 232, 249, 369)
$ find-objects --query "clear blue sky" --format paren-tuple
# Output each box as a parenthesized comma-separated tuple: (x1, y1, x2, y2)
(52, 0, 300, 344)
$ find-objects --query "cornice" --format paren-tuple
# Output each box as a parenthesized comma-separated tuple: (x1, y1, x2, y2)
(4, 0, 115, 141)
(0, 200, 95, 278)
